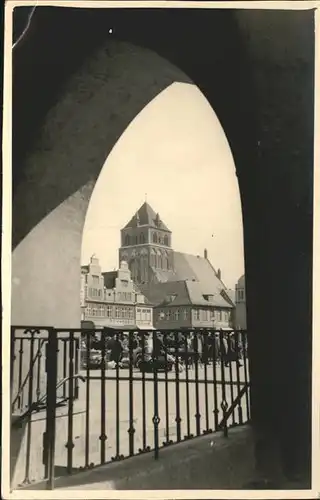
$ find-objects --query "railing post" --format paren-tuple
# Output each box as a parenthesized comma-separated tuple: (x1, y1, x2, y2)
(44, 328, 58, 490)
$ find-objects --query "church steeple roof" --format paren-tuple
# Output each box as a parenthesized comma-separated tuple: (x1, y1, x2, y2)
(124, 202, 170, 231)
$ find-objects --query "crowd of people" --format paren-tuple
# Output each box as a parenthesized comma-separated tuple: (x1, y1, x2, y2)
(81, 330, 247, 370)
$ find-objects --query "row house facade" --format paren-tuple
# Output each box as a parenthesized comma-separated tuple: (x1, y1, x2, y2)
(140, 280, 234, 331)
(80, 256, 153, 330)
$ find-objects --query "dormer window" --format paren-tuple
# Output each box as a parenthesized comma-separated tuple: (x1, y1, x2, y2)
(203, 294, 214, 303)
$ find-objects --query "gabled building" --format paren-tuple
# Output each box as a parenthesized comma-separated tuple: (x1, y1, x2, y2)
(80, 256, 153, 330)
(140, 279, 233, 330)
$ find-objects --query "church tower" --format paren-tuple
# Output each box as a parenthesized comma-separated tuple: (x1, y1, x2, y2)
(119, 202, 174, 285)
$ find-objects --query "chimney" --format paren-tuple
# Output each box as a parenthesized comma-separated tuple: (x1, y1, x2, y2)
(217, 268, 221, 280)
(204, 248, 208, 259)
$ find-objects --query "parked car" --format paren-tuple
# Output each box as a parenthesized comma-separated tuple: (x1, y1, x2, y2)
(81, 349, 102, 369)
(134, 348, 174, 373)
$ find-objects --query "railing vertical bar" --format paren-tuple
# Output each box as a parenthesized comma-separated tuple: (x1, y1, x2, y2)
(62, 340, 67, 400)
(99, 329, 107, 464)
(17, 338, 24, 411)
(203, 332, 210, 433)
(184, 332, 191, 439)
(235, 331, 243, 425)
(45, 328, 58, 490)
(128, 332, 135, 456)
(211, 332, 219, 430)
(227, 333, 236, 427)
(10, 327, 16, 399)
(141, 331, 147, 451)
(194, 332, 201, 436)
(163, 332, 170, 445)
(85, 331, 90, 469)
(23, 330, 36, 485)
(212, 332, 219, 430)
(241, 331, 250, 421)
(174, 331, 181, 442)
(36, 338, 42, 403)
(66, 331, 75, 474)
(152, 331, 160, 459)
(219, 331, 228, 437)
(74, 338, 80, 399)
(115, 330, 120, 460)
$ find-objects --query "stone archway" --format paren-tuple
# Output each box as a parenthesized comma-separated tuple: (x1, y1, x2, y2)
(11, 6, 314, 483)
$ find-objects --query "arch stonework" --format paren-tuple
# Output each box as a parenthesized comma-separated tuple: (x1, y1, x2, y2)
(12, 41, 191, 327)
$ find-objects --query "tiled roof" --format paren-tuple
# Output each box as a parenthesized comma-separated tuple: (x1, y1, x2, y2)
(148, 251, 234, 308)
(139, 281, 191, 307)
(171, 252, 224, 291)
(150, 267, 177, 283)
(140, 280, 232, 309)
(124, 202, 170, 231)
(185, 280, 233, 308)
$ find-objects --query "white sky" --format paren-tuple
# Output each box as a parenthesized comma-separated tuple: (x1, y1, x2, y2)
(81, 82, 244, 289)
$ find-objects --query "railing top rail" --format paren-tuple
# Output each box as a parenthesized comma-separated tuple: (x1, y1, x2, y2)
(11, 326, 55, 330)
(12, 326, 247, 333)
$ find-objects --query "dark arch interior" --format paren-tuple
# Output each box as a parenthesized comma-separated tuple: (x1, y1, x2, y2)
(12, 6, 314, 483)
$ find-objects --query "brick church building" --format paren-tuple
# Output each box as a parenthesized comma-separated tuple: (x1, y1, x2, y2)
(118, 202, 236, 330)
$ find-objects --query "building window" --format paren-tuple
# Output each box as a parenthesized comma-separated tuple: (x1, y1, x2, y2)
(125, 234, 130, 246)
(166, 310, 171, 321)
(183, 309, 188, 321)
(115, 307, 121, 319)
(140, 233, 145, 244)
(174, 310, 180, 321)
(194, 309, 200, 321)
(92, 275, 99, 286)
(164, 235, 169, 246)
(216, 310, 222, 321)
(158, 310, 165, 320)
(153, 232, 157, 243)
(106, 306, 112, 317)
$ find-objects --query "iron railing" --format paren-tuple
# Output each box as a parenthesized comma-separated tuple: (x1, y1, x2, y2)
(10, 327, 250, 489)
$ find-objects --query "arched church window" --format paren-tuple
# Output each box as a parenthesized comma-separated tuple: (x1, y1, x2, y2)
(156, 250, 162, 269)
(164, 235, 169, 246)
(125, 234, 130, 246)
(150, 249, 156, 267)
